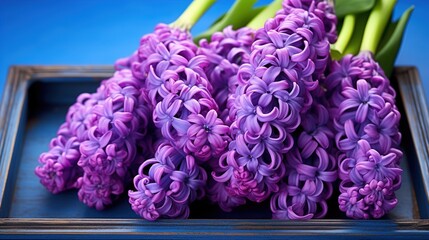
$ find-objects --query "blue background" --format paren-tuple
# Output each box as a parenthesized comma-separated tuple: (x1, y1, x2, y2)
(0, 0, 427, 101)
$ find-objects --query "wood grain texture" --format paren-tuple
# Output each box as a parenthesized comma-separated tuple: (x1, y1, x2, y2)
(0, 218, 429, 239)
(0, 66, 428, 238)
(394, 67, 429, 218)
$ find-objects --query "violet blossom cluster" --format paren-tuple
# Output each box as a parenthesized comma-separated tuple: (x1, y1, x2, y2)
(36, 0, 404, 221)
(36, 50, 154, 210)
(128, 24, 230, 220)
(76, 69, 152, 210)
(129, 141, 207, 220)
(269, 0, 338, 220)
(324, 52, 402, 219)
(270, 88, 338, 219)
(198, 26, 255, 125)
(209, 2, 332, 212)
(35, 88, 105, 194)
(280, 0, 337, 45)
(197, 26, 259, 209)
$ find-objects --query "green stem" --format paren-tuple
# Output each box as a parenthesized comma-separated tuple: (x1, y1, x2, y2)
(247, 0, 283, 30)
(171, 0, 217, 31)
(332, 15, 356, 55)
(343, 12, 370, 56)
(194, 0, 258, 42)
(360, 0, 397, 53)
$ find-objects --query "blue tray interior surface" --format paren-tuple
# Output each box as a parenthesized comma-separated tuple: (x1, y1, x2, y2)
(4, 77, 423, 220)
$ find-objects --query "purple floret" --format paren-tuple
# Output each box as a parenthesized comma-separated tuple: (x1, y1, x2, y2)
(324, 52, 402, 219)
(131, 24, 193, 82)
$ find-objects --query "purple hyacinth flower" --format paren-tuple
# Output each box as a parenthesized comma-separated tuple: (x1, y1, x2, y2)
(36, 23, 198, 211)
(187, 109, 229, 159)
(35, 46, 155, 201)
(76, 68, 153, 210)
(268, 0, 339, 220)
(198, 26, 254, 124)
(35, 87, 106, 194)
(77, 172, 123, 211)
(271, 97, 338, 220)
(129, 24, 229, 220)
(211, 1, 333, 211)
(324, 51, 402, 219)
(339, 79, 385, 123)
(281, 0, 337, 44)
(129, 141, 207, 220)
(132, 23, 193, 81)
(338, 185, 369, 219)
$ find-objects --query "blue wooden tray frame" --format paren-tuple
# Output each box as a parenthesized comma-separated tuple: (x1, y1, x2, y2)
(0, 66, 428, 239)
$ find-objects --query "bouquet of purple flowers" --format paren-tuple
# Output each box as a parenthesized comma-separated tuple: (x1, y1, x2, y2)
(35, 0, 412, 220)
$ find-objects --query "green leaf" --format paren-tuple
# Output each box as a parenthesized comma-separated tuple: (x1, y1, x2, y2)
(193, 0, 260, 43)
(194, 6, 265, 42)
(376, 18, 398, 52)
(335, 0, 376, 18)
(375, 6, 414, 77)
(247, 0, 282, 30)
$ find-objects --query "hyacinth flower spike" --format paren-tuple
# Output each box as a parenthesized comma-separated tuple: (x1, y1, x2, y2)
(80, 0, 221, 212)
(269, 0, 339, 220)
(323, 0, 413, 219)
(128, 0, 237, 220)
(208, 0, 337, 212)
(200, 0, 288, 211)
(195, 0, 268, 209)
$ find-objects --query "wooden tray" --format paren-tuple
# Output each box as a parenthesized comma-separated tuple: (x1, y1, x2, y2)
(0, 66, 428, 239)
